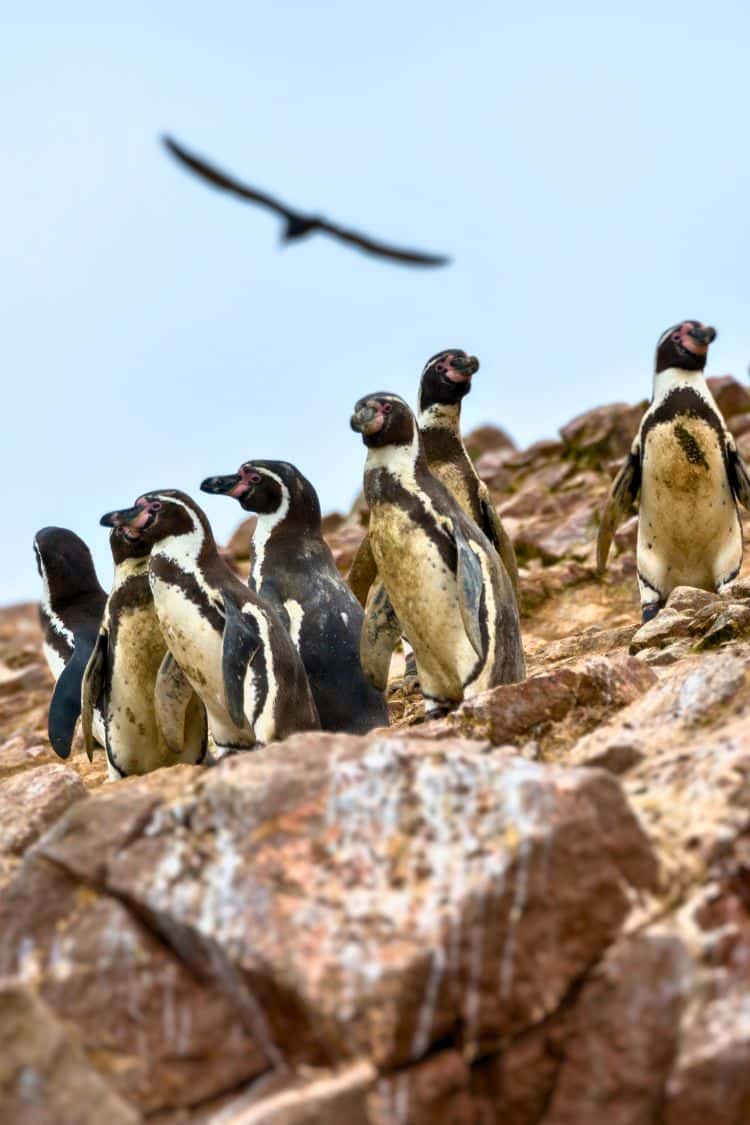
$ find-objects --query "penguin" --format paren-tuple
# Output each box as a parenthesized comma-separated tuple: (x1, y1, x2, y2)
(99, 490, 319, 754)
(33, 527, 107, 758)
(598, 321, 750, 621)
(350, 393, 525, 712)
(348, 349, 521, 610)
(200, 460, 389, 733)
(80, 527, 208, 779)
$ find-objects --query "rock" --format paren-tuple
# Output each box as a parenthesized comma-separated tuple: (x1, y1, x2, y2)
(559, 402, 646, 465)
(35, 734, 657, 1072)
(0, 980, 141, 1125)
(225, 516, 257, 562)
(0, 764, 87, 856)
(464, 424, 517, 458)
(0, 855, 265, 1113)
(330, 523, 367, 573)
(706, 375, 750, 420)
(445, 654, 656, 755)
(543, 932, 689, 1124)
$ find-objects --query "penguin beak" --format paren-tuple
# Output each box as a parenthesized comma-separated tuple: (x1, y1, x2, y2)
(351, 402, 385, 436)
(100, 504, 155, 540)
(449, 354, 479, 380)
(100, 505, 144, 529)
(200, 474, 243, 497)
(690, 325, 717, 346)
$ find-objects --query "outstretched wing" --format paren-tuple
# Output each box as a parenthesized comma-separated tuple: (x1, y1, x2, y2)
(728, 444, 750, 510)
(360, 582, 401, 691)
(477, 482, 522, 607)
(80, 629, 108, 763)
(451, 520, 486, 659)
(348, 533, 379, 608)
(597, 450, 642, 574)
(221, 591, 260, 728)
(163, 135, 297, 220)
(318, 218, 450, 267)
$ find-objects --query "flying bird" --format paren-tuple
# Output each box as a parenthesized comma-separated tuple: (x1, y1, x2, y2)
(162, 134, 450, 268)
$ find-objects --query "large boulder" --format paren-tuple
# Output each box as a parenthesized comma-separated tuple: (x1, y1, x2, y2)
(33, 734, 657, 1075)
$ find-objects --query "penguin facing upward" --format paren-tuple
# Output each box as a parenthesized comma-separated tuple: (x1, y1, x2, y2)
(348, 349, 521, 610)
(81, 528, 208, 780)
(33, 527, 107, 758)
(598, 321, 750, 621)
(100, 490, 319, 754)
(350, 393, 525, 712)
(200, 461, 389, 733)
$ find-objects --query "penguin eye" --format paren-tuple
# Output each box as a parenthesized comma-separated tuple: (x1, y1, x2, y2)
(151, 501, 162, 511)
(671, 332, 682, 343)
(248, 473, 262, 484)
(382, 403, 393, 414)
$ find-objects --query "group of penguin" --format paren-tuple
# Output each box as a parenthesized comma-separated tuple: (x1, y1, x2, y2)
(34, 324, 750, 780)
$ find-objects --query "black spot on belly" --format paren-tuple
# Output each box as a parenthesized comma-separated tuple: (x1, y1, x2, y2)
(675, 424, 709, 469)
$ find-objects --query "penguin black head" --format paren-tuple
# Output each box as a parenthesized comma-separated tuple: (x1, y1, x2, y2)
(201, 461, 321, 524)
(100, 490, 212, 550)
(418, 349, 479, 412)
(108, 526, 152, 565)
(655, 321, 717, 374)
(350, 393, 416, 448)
(33, 527, 103, 602)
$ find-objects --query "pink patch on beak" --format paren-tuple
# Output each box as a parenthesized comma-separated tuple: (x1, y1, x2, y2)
(444, 367, 472, 383)
(131, 507, 154, 529)
(229, 479, 249, 498)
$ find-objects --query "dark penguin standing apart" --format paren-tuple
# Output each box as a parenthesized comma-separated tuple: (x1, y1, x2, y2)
(200, 460, 389, 733)
(348, 349, 521, 610)
(33, 527, 107, 758)
(100, 490, 319, 754)
(81, 528, 208, 779)
(598, 321, 750, 620)
(350, 393, 525, 712)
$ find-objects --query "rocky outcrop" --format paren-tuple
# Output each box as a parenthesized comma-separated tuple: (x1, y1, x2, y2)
(4, 377, 750, 1121)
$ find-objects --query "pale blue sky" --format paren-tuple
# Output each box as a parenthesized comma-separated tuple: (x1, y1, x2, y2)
(4, 1, 750, 603)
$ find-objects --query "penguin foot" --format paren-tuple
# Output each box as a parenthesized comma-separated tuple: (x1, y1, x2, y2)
(641, 603, 661, 624)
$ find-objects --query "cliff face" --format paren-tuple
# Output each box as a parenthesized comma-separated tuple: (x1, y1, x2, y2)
(3, 378, 750, 1124)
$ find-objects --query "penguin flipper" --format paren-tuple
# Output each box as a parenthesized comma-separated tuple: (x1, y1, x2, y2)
(360, 582, 401, 691)
(348, 533, 378, 608)
(80, 630, 108, 762)
(221, 591, 261, 728)
(597, 451, 641, 574)
(478, 482, 522, 607)
(729, 446, 750, 510)
(154, 651, 196, 755)
(452, 520, 485, 659)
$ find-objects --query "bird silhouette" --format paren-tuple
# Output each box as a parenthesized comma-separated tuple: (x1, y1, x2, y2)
(162, 135, 450, 268)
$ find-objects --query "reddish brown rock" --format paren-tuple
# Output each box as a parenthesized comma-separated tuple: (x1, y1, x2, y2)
(35, 734, 656, 1073)
(0, 980, 141, 1125)
(706, 375, 750, 420)
(465, 424, 517, 458)
(559, 402, 646, 464)
(0, 856, 265, 1113)
(225, 516, 257, 562)
(446, 654, 656, 755)
(0, 764, 87, 856)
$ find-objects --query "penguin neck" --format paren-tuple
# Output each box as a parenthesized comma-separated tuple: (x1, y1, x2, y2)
(364, 431, 423, 481)
(251, 490, 291, 586)
(419, 401, 462, 434)
(112, 556, 149, 588)
(652, 365, 710, 404)
(150, 519, 217, 574)
(419, 402, 471, 468)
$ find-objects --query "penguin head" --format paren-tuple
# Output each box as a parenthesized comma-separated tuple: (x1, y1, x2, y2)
(200, 461, 320, 523)
(418, 349, 479, 411)
(351, 393, 416, 448)
(108, 526, 152, 564)
(100, 490, 210, 550)
(655, 321, 717, 373)
(33, 527, 102, 603)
